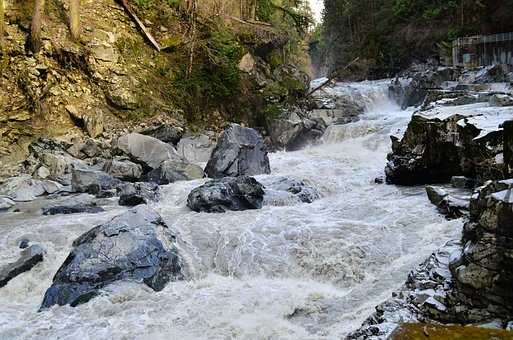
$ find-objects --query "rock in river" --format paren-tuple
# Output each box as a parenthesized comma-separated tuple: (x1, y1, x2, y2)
(40, 206, 186, 308)
(187, 176, 265, 213)
(205, 124, 271, 178)
(0, 245, 46, 288)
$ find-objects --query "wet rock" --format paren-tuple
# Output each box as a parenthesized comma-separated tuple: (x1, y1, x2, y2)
(115, 133, 182, 170)
(425, 186, 469, 218)
(472, 64, 511, 84)
(504, 121, 513, 176)
(141, 124, 184, 144)
(385, 112, 504, 185)
(451, 176, 474, 189)
(71, 169, 122, 195)
(261, 177, 320, 206)
(177, 134, 216, 163)
(0, 245, 45, 288)
(269, 118, 325, 151)
(18, 239, 30, 249)
(489, 94, 513, 107)
(187, 176, 265, 213)
(0, 197, 15, 211)
(40, 206, 185, 308)
(146, 160, 204, 185)
(42, 202, 104, 215)
(104, 157, 143, 182)
(450, 180, 513, 314)
(205, 124, 271, 178)
(118, 182, 160, 207)
(390, 67, 457, 109)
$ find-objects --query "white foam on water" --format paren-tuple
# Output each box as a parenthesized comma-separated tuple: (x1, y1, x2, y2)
(0, 81, 462, 339)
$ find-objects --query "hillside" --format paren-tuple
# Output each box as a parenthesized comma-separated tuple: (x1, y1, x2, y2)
(0, 0, 312, 178)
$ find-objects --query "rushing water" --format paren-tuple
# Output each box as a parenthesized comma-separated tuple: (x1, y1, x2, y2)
(0, 81, 461, 339)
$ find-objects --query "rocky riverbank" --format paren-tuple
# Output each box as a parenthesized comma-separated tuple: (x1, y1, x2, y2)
(350, 64, 513, 338)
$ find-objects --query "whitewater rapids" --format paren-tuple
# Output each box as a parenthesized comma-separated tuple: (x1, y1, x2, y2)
(0, 81, 461, 339)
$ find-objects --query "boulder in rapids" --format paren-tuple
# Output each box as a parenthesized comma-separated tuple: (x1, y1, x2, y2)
(187, 176, 265, 213)
(0, 245, 45, 288)
(269, 118, 325, 151)
(114, 133, 183, 170)
(146, 160, 204, 185)
(260, 177, 320, 206)
(205, 124, 271, 178)
(40, 206, 185, 308)
(42, 194, 105, 215)
(118, 182, 160, 207)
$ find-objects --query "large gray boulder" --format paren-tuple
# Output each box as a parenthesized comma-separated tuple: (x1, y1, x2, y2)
(0, 245, 45, 288)
(205, 124, 271, 178)
(187, 176, 265, 213)
(146, 160, 204, 185)
(115, 133, 182, 170)
(40, 206, 186, 308)
(42, 194, 105, 215)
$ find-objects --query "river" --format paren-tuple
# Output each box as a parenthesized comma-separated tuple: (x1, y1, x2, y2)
(0, 80, 461, 339)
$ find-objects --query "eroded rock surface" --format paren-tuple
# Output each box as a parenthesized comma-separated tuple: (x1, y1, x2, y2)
(40, 206, 186, 308)
(187, 176, 265, 213)
(205, 124, 270, 178)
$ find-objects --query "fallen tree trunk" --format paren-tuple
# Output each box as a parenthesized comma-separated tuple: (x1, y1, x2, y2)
(305, 57, 360, 97)
(117, 0, 161, 51)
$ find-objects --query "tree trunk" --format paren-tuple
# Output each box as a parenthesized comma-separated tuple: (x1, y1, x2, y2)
(30, 0, 45, 53)
(69, 0, 80, 40)
(0, 0, 4, 51)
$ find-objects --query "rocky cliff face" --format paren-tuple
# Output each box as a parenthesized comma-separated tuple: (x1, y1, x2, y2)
(385, 65, 513, 186)
(0, 0, 310, 181)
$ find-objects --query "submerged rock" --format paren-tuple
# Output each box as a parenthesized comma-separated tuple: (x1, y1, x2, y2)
(261, 177, 320, 206)
(118, 182, 160, 207)
(187, 176, 265, 213)
(40, 206, 185, 308)
(0, 245, 45, 288)
(0, 197, 15, 211)
(205, 124, 271, 178)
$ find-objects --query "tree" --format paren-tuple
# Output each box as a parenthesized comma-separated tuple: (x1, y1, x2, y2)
(69, 0, 80, 40)
(29, 0, 45, 53)
(0, 0, 4, 51)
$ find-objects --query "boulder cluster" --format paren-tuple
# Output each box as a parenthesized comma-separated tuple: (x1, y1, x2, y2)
(1, 121, 321, 309)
